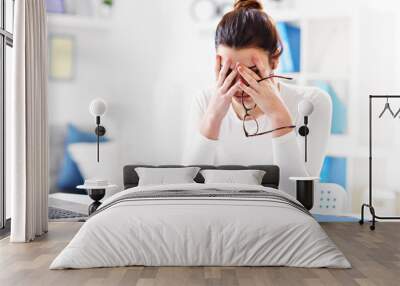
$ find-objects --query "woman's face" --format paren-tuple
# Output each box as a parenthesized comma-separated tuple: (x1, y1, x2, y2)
(216, 45, 276, 107)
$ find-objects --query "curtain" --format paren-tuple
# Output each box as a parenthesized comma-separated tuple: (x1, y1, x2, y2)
(9, 0, 49, 242)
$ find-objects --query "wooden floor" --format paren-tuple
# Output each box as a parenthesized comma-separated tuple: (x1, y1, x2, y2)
(0, 222, 399, 286)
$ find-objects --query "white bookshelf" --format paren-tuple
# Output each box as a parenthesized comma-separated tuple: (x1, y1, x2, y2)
(273, 8, 362, 213)
(47, 14, 111, 31)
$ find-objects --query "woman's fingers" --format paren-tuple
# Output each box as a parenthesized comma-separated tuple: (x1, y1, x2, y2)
(239, 64, 261, 81)
(264, 77, 279, 91)
(271, 76, 279, 86)
(226, 81, 241, 97)
(238, 65, 260, 91)
(217, 59, 232, 87)
(221, 68, 238, 93)
(252, 55, 268, 78)
(214, 55, 221, 80)
(238, 81, 258, 99)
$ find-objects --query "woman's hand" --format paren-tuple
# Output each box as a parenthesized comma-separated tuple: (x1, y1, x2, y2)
(237, 56, 293, 137)
(200, 56, 241, 140)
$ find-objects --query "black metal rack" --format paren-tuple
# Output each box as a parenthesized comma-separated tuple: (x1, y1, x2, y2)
(360, 95, 400, 230)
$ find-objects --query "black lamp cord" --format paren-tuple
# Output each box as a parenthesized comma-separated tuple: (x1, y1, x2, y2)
(304, 116, 308, 162)
(305, 132, 307, 162)
(96, 116, 100, 162)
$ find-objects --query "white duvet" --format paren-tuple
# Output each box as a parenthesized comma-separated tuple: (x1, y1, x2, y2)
(50, 183, 351, 269)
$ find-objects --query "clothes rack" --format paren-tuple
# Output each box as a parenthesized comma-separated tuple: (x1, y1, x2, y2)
(360, 95, 400, 230)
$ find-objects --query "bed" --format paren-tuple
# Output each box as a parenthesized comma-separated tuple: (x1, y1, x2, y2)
(50, 165, 350, 269)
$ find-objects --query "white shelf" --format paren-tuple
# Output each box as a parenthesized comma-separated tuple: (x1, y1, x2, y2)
(325, 136, 395, 159)
(193, 8, 356, 36)
(266, 10, 303, 22)
(280, 72, 350, 82)
(268, 8, 356, 22)
(325, 135, 355, 157)
(47, 14, 111, 30)
(302, 72, 350, 81)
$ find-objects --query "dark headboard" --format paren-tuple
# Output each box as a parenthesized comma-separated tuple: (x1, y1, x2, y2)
(123, 165, 280, 189)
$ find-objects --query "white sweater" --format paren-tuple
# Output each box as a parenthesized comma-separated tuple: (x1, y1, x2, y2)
(182, 82, 332, 197)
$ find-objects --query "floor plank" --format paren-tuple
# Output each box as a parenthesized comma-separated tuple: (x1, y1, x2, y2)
(0, 222, 399, 286)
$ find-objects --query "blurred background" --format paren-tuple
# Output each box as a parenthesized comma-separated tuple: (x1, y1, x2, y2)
(44, 0, 400, 218)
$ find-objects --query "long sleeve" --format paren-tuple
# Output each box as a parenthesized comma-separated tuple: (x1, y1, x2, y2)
(181, 89, 218, 165)
(272, 87, 332, 197)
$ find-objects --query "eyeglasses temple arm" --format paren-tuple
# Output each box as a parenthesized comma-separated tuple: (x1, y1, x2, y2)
(257, 75, 294, 83)
(245, 125, 296, 137)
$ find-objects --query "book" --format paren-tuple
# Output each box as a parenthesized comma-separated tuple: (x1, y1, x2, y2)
(276, 22, 293, 73)
(285, 23, 301, 72)
(276, 22, 301, 73)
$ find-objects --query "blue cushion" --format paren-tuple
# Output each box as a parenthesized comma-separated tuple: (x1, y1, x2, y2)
(57, 123, 108, 190)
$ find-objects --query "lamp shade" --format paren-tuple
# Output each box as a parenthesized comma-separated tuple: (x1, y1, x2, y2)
(298, 99, 314, 116)
(89, 98, 107, 117)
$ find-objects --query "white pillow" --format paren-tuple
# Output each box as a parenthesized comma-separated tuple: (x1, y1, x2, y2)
(200, 169, 266, 185)
(68, 142, 123, 198)
(135, 167, 200, 186)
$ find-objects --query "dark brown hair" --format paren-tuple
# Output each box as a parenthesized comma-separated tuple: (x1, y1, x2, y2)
(215, 0, 283, 60)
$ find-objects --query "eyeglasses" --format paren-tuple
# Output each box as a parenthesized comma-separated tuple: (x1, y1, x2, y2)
(242, 74, 296, 137)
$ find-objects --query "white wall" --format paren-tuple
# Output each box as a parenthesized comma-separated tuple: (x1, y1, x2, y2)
(48, 0, 400, 214)
(48, 0, 217, 169)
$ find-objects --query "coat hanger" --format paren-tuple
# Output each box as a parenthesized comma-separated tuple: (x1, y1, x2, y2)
(394, 105, 400, 118)
(378, 97, 395, 118)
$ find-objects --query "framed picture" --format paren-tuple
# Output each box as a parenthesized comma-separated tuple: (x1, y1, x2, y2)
(49, 35, 75, 81)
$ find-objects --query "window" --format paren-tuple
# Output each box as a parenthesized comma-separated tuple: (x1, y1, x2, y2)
(0, 0, 14, 230)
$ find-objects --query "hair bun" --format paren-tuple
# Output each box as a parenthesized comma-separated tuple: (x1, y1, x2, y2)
(233, 0, 263, 11)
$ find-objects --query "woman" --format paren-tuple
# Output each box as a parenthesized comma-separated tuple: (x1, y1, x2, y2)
(183, 0, 332, 196)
